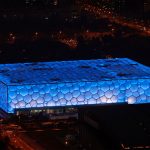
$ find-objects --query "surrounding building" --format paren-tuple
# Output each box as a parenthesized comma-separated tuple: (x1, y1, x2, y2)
(0, 58, 150, 113)
(144, 0, 150, 12)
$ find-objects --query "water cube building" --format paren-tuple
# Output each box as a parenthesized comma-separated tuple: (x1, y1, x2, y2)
(0, 58, 150, 113)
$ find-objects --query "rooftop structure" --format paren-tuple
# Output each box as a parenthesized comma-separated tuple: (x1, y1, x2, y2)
(0, 58, 150, 113)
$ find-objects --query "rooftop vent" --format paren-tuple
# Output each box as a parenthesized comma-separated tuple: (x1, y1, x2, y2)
(32, 68, 53, 71)
(27, 62, 38, 66)
(106, 59, 116, 62)
(80, 65, 91, 69)
(117, 73, 131, 77)
(97, 64, 110, 68)
(130, 63, 137, 66)
(11, 79, 24, 83)
(50, 78, 61, 82)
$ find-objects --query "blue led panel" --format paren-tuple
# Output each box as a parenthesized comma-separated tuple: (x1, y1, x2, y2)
(0, 82, 8, 112)
(0, 58, 150, 113)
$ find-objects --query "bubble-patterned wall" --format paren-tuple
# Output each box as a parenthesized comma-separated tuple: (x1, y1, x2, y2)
(0, 58, 150, 113)
(0, 82, 7, 112)
(7, 79, 150, 112)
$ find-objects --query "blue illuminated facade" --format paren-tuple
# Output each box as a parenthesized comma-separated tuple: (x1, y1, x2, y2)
(0, 58, 150, 113)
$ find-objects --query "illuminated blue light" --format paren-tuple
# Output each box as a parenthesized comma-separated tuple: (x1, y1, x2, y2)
(0, 58, 150, 113)
(0, 82, 7, 112)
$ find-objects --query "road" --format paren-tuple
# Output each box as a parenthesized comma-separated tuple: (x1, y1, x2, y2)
(3, 124, 44, 150)
(79, 3, 150, 36)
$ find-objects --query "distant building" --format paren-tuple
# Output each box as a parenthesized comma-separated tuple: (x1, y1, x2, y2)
(144, 0, 150, 12)
(144, 0, 150, 19)
(92, 0, 150, 19)
(115, 0, 150, 19)
(24, 0, 75, 8)
(112, 0, 144, 18)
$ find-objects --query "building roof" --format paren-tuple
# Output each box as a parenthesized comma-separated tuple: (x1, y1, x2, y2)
(0, 58, 150, 86)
